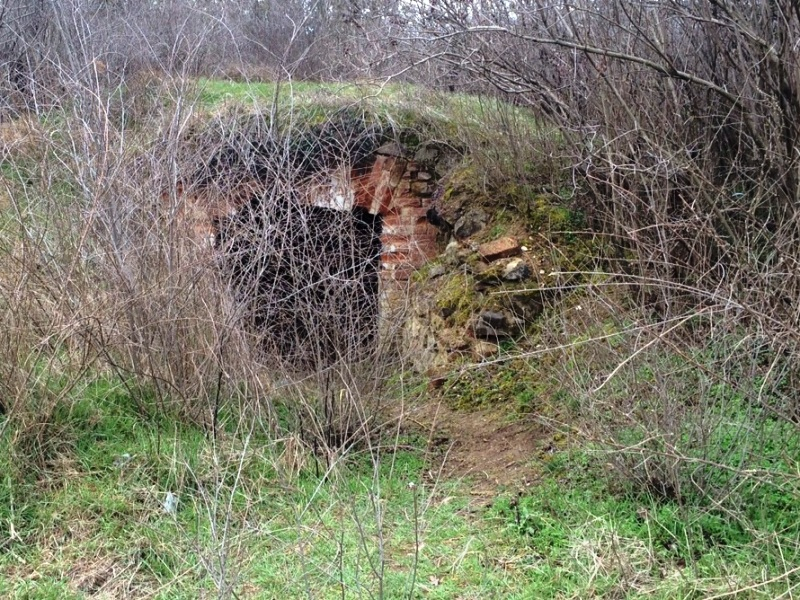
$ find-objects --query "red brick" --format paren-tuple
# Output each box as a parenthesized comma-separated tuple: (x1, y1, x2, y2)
(478, 237, 521, 261)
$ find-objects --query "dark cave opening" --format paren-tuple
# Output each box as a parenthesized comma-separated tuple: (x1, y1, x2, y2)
(216, 193, 383, 372)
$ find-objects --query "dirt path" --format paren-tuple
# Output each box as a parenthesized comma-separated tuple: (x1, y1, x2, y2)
(404, 400, 548, 504)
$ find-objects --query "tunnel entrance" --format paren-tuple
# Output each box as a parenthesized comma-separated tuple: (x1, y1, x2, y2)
(181, 111, 447, 370)
(216, 192, 383, 372)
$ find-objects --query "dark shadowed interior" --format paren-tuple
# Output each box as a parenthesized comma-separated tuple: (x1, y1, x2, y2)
(216, 192, 383, 372)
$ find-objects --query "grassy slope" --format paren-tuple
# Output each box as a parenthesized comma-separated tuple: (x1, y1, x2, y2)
(2, 375, 790, 599)
(0, 377, 541, 599)
(193, 78, 533, 122)
(2, 372, 794, 599)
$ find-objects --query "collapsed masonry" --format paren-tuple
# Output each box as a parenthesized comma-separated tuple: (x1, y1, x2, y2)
(180, 112, 449, 370)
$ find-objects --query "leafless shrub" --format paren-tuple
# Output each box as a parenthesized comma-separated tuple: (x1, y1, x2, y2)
(399, 0, 800, 555)
(185, 106, 405, 447)
(0, 6, 434, 598)
(409, 0, 800, 331)
(0, 0, 417, 452)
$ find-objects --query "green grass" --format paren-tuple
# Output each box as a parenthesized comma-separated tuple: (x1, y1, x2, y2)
(5, 368, 797, 599)
(195, 79, 413, 110)
(490, 447, 800, 599)
(441, 358, 548, 413)
(3, 76, 799, 599)
(0, 378, 542, 599)
(192, 77, 541, 142)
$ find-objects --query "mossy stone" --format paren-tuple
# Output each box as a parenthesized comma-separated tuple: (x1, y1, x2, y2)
(434, 273, 483, 327)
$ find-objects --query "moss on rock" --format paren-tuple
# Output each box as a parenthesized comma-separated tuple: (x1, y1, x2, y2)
(434, 272, 484, 328)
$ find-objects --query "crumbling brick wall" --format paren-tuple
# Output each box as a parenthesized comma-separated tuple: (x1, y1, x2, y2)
(175, 115, 449, 369)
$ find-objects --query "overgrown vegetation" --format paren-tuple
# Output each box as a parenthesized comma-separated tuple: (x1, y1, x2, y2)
(0, 377, 536, 599)
(2, 0, 800, 598)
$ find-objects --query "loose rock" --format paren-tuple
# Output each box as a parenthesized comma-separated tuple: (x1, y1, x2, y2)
(411, 181, 433, 196)
(453, 208, 488, 239)
(473, 340, 499, 361)
(502, 258, 531, 281)
(414, 144, 440, 165)
(444, 240, 461, 265)
(478, 236, 521, 261)
(376, 141, 406, 157)
(472, 311, 511, 341)
(428, 264, 447, 278)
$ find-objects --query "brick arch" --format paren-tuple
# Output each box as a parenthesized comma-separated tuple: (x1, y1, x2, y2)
(177, 145, 442, 281)
(349, 146, 440, 280)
